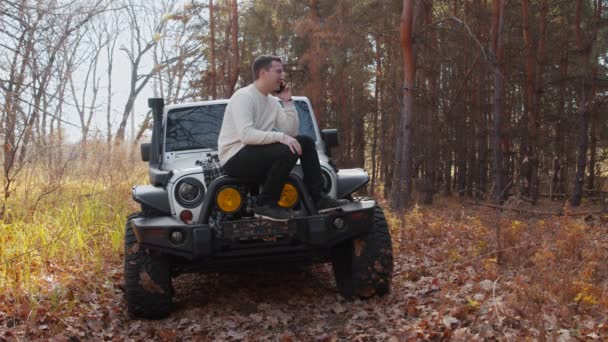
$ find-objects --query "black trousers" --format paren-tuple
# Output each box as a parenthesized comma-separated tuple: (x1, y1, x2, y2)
(223, 135, 323, 205)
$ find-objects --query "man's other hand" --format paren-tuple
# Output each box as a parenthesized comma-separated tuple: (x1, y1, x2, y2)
(280, 134, 302, 155)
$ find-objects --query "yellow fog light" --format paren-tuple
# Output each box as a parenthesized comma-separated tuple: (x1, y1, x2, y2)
(216, 186, 242, 213)
(278, 183, 298, 208)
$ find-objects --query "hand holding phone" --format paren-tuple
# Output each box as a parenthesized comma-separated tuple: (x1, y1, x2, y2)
(274, 81, 287, 95)
(274, 80, 292, 102)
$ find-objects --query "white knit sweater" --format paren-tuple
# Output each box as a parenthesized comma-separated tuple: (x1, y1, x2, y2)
(218, 83, 299, 165)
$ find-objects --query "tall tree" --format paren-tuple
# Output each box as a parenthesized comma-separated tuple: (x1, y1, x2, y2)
(391, 0, 416, 210)
(490, 0, 507, 203)
(301, 0, 324, 125)
(209, 0, 218, 99)
(114, 0, 181, 143)
(104, 15, 119, 148)
(224, 0, 240, 97)
(570, 0, 602, 206)
(520, 0, 537, 202)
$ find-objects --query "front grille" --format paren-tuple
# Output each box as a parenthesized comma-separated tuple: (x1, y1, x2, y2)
(220, 219, 296, 241)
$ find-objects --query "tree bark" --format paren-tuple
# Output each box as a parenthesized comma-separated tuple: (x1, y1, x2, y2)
(570, 0, 602, 206)
(521, 0, 540, 203)
(588, 105, 597, 190)
(422, 0, 435, 205)
(209, 0, 217, 99)
(224, 0, 239, 97)
(370, 34, 381, 196)
(552, 37, 569, 197)
(306, 0, 323, 125)
(490, 0, 506, 203)
(390, 0, 416, 210)
(106, 23, 118, 148)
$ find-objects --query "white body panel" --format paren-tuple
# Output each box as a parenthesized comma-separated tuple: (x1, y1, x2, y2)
(158, 96, 337, 223)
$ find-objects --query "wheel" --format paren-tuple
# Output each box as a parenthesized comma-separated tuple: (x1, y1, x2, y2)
(331, 202, 393, 298)
(124, 212, 173, 319)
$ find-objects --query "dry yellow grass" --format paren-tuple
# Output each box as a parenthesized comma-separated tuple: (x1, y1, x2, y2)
(0, 143, 147, 310)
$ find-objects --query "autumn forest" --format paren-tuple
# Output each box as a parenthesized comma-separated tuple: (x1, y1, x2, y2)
(1, 0, 607, 340)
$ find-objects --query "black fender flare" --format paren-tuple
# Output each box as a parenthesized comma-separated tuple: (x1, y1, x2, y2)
(132, 185, 171, 214)
(336, 168, 369, 198)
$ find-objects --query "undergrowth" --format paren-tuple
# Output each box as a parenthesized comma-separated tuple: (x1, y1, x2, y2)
(394, 197, 608, 337)
(0, 143, 146, 318)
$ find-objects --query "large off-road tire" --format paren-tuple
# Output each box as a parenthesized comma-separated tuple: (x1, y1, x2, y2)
(124, 212, 173, 319)
(331, 202, 393, 299)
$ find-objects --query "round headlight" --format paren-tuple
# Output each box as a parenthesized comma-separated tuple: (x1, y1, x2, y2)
(179, 182, 200, 202)
(278, 183, 298, 208)
(216, 186, 243, 213)
(175, 178, 205, 208)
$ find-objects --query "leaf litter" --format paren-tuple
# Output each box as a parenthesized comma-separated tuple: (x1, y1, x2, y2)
(1, 200, 607, 341)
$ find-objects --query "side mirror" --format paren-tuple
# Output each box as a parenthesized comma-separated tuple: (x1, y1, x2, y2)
(141, 143, 151, 162)
(321, 129, 339, 157)
(322, 129, 339, 148)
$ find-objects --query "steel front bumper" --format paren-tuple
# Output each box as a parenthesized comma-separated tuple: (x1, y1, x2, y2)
(129, 201, 376, 260)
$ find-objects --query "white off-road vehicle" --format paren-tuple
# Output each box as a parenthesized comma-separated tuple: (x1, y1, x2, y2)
(124, 97, 394, 319)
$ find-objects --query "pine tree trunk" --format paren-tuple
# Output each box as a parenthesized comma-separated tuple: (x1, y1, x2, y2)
(390, 0, 416, 210)
(225, 0, 239, 97)
(552, 41, 568, 197)
(209, 0, 217, 99)
(521, 0, 540, 203)
(491, 0, 506, 203)
(570, 0, 602, 206)
(588, 110, 597, 190)
(370, 34, 381, 196)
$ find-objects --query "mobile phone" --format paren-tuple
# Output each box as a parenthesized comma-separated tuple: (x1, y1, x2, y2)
(274, 81, 286, 95)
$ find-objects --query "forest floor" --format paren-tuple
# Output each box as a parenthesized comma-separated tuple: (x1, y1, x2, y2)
(1, 167, 607, 341)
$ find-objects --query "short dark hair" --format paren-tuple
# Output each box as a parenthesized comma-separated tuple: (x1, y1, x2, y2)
(252, 55, 282, 80)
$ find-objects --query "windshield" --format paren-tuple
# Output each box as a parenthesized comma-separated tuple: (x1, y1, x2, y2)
(164, 100, 317, 152)
(165, 104, 225, 152)
(294, 100, 317, 142)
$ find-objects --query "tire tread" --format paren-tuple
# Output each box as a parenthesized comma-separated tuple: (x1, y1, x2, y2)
(124, 212, 173, 319)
